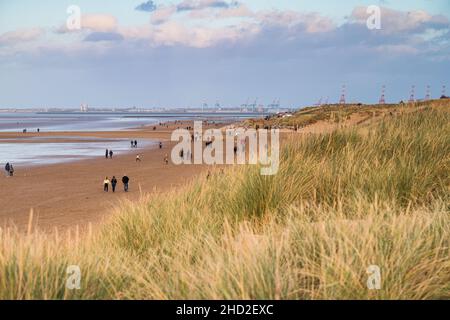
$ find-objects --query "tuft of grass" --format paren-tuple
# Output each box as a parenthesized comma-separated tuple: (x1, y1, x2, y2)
(0, 105, 449, 299)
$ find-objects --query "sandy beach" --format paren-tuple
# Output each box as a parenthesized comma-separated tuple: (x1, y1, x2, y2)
(0, 120, 225, 231)
(0, 112, 380, 232)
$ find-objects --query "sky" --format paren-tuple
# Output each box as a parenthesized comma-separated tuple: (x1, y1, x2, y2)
(0, 0, 449, 109)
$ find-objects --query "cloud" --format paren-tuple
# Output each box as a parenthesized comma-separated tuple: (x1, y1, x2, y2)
(2, 4, 449, 108)
(350, 6, 449, 34)
(5, 5, 450, 62)
(81, 14, 118, 32)
(150, 6, 177, 24)
(257, 10, 335, 33)
(177, 0, 237, 12)
(215, 3, 253, 19)
(0, 28, 45, 46)
(84, 32, 124, 42)
(56, 14, 118, 33)
(135, 1, 157, 13)
(119, 20, 260, 48)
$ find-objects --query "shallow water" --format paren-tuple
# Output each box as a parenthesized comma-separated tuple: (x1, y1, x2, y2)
(0, 112, 258, 167)
(0, 136, 156, 167)
(0, 112, 256, 132)
(0, 113, 161, 132)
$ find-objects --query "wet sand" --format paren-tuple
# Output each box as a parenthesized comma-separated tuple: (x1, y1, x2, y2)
(0, 121, 223, 231)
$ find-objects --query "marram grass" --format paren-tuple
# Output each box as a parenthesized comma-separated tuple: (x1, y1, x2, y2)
(0, 106, 449, 299)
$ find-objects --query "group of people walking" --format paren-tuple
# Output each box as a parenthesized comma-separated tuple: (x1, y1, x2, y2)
(130, 140, 138, 148)
(103, 175, 130, 193)
(105, 149, 114, 159)
(4, 162, 14, 177)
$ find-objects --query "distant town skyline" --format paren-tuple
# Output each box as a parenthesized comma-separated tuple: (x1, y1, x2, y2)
(0, 0, 449, 108)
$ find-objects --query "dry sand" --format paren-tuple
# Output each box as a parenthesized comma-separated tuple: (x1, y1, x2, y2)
(0, 121, 224, 231)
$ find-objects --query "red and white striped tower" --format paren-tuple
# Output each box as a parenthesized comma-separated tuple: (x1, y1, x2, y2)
(379, 85, 386, 105)
(339, 85, 346, 105)
(408, 85, 415, 103)
(425, 85, 431, 101)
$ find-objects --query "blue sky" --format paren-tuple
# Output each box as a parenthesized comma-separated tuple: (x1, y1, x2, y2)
(0, 0, 449, 108)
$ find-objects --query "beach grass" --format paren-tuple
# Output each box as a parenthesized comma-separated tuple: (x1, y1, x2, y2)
(0, 103, 449, 299)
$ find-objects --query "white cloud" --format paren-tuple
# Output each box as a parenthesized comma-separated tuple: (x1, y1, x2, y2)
(215, 3, 254, 19)
(82, 14, 118, 32)
(0, 28, 45, 46)
(350, 6, 449, 33)
(119, 20, 260, 48)
(257, 10, 335, 33)
(150, 6, 177, 24)
(56, 14, 118, 33)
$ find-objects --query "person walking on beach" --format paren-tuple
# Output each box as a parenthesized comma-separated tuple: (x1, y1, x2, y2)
(136, 154, 141, 162)
(103, 177, 110, 192)
(4, 162, 10, 177)
(134, 140, 138, 148)
(159, 142, 162, 149)
(131, 141, 134, 148)
(105, 149, 109, 159)
(122, 175, 130, 192)
(111, 176, 117, 193)
(164, 154, 169, 165)
(9, 164, 14, 177)
(109, 150, 113, 159)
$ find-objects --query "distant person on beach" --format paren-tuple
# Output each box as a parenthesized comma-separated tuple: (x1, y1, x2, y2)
(111, 176, 117, 193)
(131, 141, 134, 148)
(136, 154, 141, 162)
(159, 142, 162, 149)
(109, 150, 113, 159)
(164, 154, 169, 165)
(134, 140, 138, 148)
(5, 162, 10, 177)
(105, 149, 109, 159)
(122, 175, 129, 192)
(103, 177, 110, 192)
(37, 128, 40, 133)
(9, 164, 14, 177)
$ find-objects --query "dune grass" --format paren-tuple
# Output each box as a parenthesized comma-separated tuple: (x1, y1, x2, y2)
(0, 104, 449, 299)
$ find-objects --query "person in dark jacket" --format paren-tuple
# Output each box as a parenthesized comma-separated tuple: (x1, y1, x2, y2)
(105, 149, 109, 159)
(5, 162, 10, 177)
(111, 176, 118, 192)
(109, 150, 113, 159)
(122, 175, 130, 192)
(9, 164, 14, 177)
